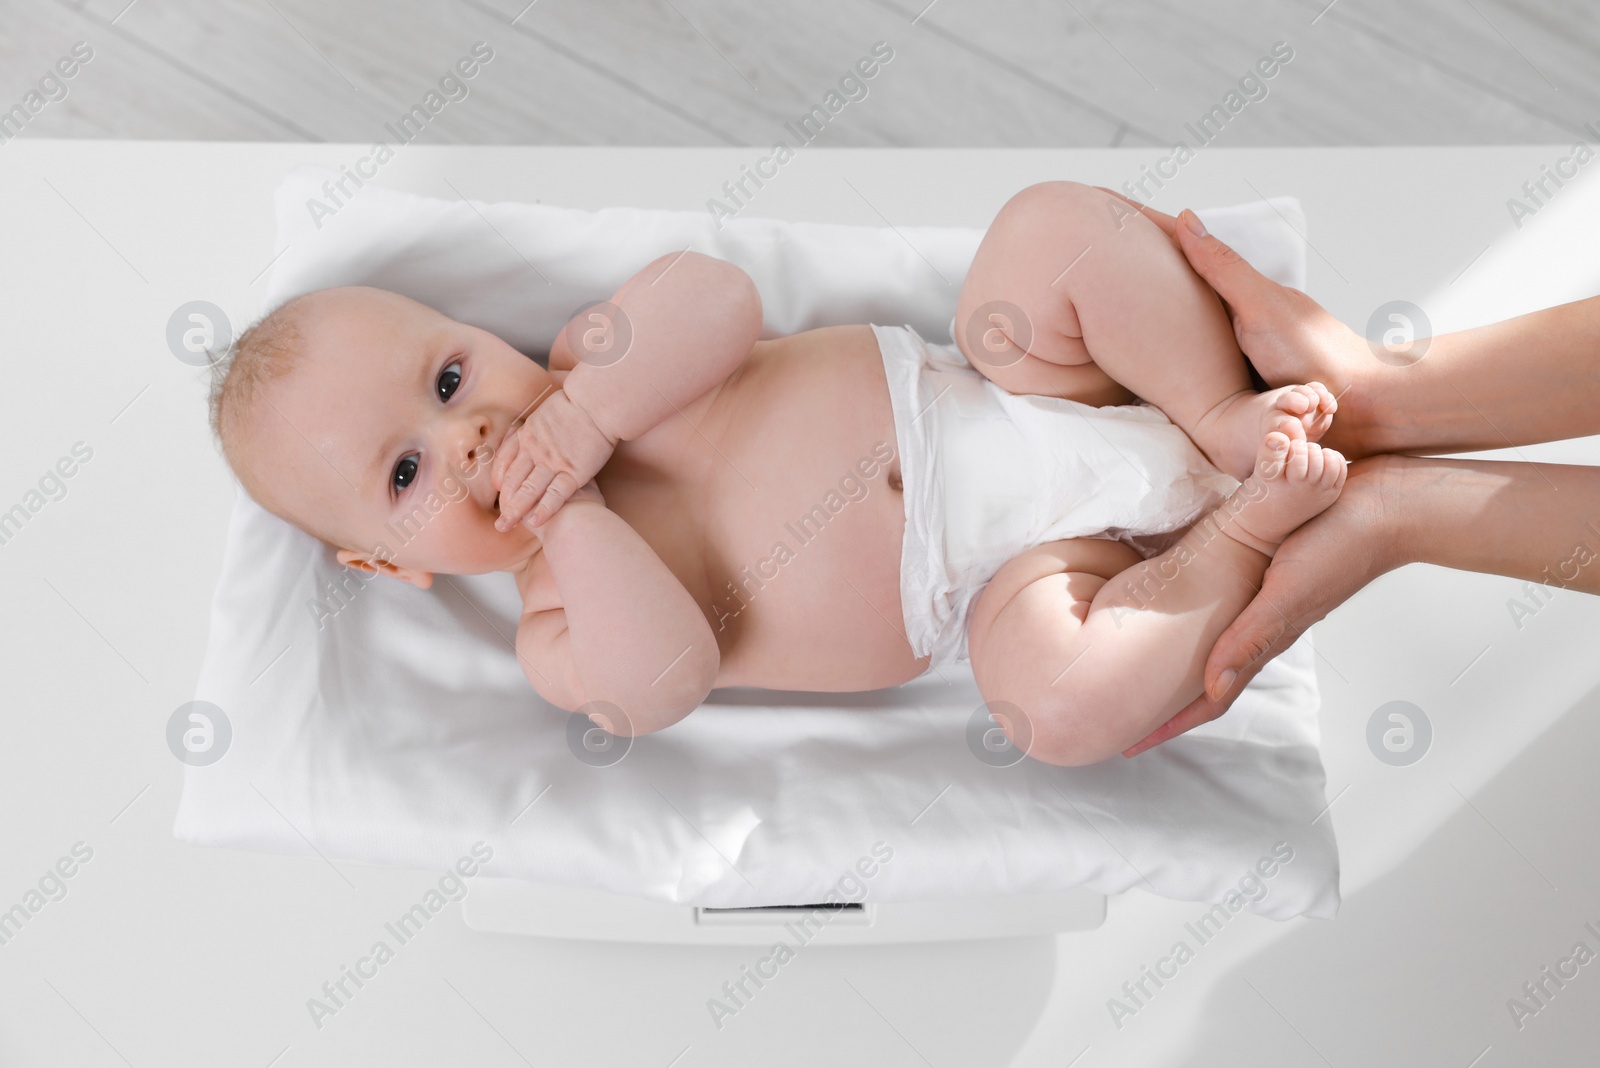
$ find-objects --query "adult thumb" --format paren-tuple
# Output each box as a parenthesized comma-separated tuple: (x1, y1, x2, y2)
(1202, 591, 1294, 702)
(1174, 210, 1280, 316)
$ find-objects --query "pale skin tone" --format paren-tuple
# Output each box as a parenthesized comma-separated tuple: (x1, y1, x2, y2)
(243, 182, 1345, 764)
(1109, 198, 1600, 755)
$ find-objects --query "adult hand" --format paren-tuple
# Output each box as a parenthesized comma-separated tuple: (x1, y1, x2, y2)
(1096, 188, 1378, 458)
(492, 389, 616, 531)
(1121, 455, 1409, 757)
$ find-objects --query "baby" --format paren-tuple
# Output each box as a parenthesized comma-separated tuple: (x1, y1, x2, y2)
(209, 182, 1344, 766)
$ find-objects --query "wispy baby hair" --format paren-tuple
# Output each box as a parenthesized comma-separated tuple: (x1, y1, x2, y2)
(206, 295, 307, 457)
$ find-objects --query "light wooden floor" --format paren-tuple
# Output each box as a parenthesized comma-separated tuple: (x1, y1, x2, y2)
(3, 0, 1597, 145)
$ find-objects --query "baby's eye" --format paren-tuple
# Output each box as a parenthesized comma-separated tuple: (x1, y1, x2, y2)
(392, 454, 419, 493)
(437, 361, 463, 402)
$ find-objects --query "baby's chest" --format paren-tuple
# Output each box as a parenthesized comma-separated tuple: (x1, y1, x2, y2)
(600, 330, 909, 636)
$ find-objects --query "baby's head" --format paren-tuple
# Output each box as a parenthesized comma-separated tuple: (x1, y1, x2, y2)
(208, 286, 557, 586)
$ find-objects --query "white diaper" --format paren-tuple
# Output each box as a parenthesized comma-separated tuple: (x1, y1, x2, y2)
(875, 322, 1240, 670)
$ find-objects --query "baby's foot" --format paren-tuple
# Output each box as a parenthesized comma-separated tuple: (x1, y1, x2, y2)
(1197, 382, 1338, 482)
(1216, 431, 1347, 556)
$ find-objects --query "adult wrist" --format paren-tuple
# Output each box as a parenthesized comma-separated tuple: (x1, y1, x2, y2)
(1359, 453, 1425, 572)
(1348, 359, 1430, 460)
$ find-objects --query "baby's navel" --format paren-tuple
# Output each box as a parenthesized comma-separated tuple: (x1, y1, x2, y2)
(888, 469, 903, 493)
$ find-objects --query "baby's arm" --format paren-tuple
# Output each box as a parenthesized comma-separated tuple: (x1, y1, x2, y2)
(563, 251, 762, 442)
(516, 491, 719, 734)
(496, 253, 762, 529)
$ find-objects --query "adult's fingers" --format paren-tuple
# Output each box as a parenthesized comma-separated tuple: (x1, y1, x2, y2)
(1202, 578, 1310, 702)
(1171, 210, 1286, 320)
(1094, 186, 1180, 237)
(1121, 691, 1227, 757)
(1119, 636, 1278, 757)
(1121, 549, 1326, 757)
(1087, 193, 1282, 318)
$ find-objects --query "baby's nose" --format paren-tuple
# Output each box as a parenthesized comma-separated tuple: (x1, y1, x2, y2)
(466, 419, 493, 464)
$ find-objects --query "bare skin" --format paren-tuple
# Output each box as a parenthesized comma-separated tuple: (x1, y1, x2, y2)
(1110, 199, 1600, 754)
(242, 289, 930, 718)
(241, 182, 1344, 764)
(939, 181, 1344, 764)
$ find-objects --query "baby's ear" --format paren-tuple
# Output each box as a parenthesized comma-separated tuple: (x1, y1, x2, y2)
(336, 548, 433, 590)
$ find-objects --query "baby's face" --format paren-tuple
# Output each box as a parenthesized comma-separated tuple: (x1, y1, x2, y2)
(246, 287, 556, 581)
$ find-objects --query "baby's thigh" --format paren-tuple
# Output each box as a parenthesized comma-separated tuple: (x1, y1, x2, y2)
(953, 182, 1138, 400)
(966, 537, 1139, 712)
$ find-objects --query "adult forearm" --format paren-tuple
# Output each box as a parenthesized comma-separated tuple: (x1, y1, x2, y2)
(1393, 455, 1600, 593)
(1362, 295, 1600, 456)
(538, 501, 720, 721)
(563, 253, 761, 442)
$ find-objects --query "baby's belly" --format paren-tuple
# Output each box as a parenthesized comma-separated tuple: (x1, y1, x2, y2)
(609, 325, 931, 692)
(705, 466, 920, 691)
(705, 326, 932, 691)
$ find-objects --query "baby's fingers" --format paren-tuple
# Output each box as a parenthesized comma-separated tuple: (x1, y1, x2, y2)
(496, 448, 537, 515)
(497, 465, 557, 531)
(490, 428, 520, 489)
(528, 471, 582, 527)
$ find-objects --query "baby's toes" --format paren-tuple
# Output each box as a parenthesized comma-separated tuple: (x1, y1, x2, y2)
(1283, 437, 1311, 482)
(1306, 383, 1337, 439)
(1307, 381, 1338, 416)
(1286, 383, 1336, 435)
(1302, 441, 1327, 483)
(1320, 445, 1349, 489)
(1263, 385, 1325, 440)
(1256, 430, 1292, 479)
(1270, 385, 1314, 416)
(1264, 409, 1308, 448)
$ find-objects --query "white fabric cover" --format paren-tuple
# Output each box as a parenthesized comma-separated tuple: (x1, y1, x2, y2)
(175, 166, 1338, 920)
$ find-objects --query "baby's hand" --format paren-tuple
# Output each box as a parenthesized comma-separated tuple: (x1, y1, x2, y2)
(492, 389, 615, 530)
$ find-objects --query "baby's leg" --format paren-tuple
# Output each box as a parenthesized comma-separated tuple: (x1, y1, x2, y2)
(966, 433, 1345, 766)
(954, 181, 1334, 481)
